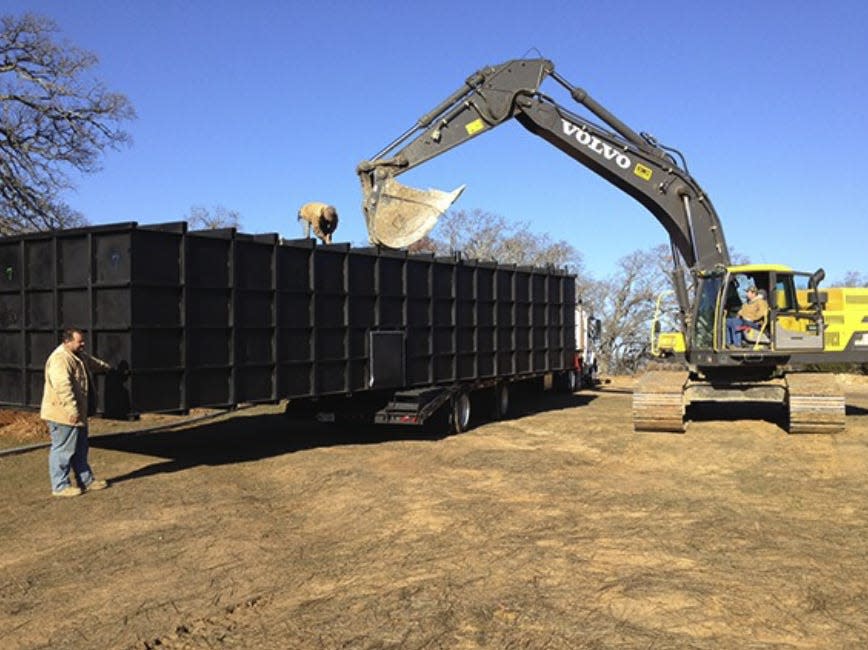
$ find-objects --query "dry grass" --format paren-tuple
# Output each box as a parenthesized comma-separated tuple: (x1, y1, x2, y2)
(1, 379, 868, 648)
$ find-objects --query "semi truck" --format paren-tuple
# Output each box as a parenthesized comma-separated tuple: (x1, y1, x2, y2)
(575, 304, 600, 388)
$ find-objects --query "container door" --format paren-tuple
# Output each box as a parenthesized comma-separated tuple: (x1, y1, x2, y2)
(370, 331, 405, 389)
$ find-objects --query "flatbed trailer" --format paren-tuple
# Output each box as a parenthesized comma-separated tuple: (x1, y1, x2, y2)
(0, 222, 578, 432)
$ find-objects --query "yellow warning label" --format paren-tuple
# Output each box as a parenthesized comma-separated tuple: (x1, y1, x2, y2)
(634, 163, 653, 181)
(465, 118, 485, 135)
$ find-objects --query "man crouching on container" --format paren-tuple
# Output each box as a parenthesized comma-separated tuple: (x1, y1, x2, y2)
(298, 202, 339, 244)
(41, 328, 112, 497)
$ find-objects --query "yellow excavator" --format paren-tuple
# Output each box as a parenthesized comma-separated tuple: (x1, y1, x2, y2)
(357, 58, 868, 433)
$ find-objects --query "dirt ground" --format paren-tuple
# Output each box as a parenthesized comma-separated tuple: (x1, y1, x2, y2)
(3, 375, 868, 649)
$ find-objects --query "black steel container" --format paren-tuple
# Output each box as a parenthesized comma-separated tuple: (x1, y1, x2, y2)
(0, 222, 185, 414)
(0, 222, 576, 416)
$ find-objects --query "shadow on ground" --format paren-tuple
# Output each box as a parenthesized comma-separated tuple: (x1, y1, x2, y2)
(689, 400, 868, 426)
(688, 401, 785, 427)
(93, 392, 596, 483)
(846, 404, 868, 416)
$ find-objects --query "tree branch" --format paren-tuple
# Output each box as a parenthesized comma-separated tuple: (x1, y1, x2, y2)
(0, 12, 135, 231)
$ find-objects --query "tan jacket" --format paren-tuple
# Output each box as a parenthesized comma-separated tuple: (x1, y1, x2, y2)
(739, 296, 769, 323)
(40, 345, 111, 426)
(298, 202, 339, 243)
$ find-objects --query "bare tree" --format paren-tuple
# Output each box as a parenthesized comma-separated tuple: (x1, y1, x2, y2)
(589, 247, 673, 374)
(425, 209, 761, 374)
(0, 13, 135, 234)
(833, 271, 868, 287)
(184, 204, 242, 230)
(406, 235, 438, 255)
(429, 208, 585, 273)
(587, 241, 754, 374)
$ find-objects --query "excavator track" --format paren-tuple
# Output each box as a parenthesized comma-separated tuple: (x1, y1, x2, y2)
(786, 373, 846, 434)
(632, 370, 688, 433)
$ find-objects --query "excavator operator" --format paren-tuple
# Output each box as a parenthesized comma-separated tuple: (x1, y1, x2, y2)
(726, 286, 769, 347)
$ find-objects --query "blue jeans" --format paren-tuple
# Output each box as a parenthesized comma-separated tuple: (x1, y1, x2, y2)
(48, 421, 94, 492)
(726, 317, 758, 346)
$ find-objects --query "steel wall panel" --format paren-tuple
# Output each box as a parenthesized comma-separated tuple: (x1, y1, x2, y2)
(0, 222, 577, 414)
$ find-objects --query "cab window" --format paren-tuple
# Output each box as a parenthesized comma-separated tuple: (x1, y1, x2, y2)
(694, 275, 722, 348)
(774, 276, 795, 311)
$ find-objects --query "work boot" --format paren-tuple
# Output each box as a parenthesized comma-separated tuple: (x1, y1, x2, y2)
(84, 479, 109, 492)
(52, 485, 82, 498)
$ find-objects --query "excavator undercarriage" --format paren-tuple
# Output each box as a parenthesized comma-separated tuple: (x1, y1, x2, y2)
(632, 371, 846, 433)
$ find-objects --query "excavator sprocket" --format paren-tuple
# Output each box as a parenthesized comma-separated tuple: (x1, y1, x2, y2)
(786, 373, 846, 434)
(632, 370, 688, 433)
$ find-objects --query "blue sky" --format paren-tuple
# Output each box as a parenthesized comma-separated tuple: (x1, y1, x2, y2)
(5, 0, 868, 282)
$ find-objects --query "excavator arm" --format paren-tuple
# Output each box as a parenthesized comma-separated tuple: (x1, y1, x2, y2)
(357, 58, 730, 272)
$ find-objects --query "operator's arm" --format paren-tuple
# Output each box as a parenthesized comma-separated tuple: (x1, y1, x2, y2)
(82, 352, 112, 374)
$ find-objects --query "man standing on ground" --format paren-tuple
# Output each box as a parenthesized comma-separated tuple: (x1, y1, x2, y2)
(40, 328, 112, 497)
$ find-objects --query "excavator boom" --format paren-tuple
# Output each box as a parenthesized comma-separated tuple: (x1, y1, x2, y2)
(357, 58, 729, 272)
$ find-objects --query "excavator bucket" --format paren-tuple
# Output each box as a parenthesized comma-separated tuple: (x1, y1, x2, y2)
(363, 176, 465, 249)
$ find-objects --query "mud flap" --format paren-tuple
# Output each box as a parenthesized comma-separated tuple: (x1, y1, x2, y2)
(364, 177, 465, 248)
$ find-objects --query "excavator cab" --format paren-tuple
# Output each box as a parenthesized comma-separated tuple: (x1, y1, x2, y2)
(649, 265, 827, 361)
(710, 266, 825, 355)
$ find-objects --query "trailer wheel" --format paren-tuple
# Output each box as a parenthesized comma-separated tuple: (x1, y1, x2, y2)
(558, 370, 577, 393)
(492, 383, 510, 420)
(451, 391, 472, 433)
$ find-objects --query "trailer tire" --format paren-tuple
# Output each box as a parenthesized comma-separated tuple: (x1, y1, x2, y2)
(451, 391, 472, 433)
(491, 383, 510, 420)
(558, 370, 577, 393)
